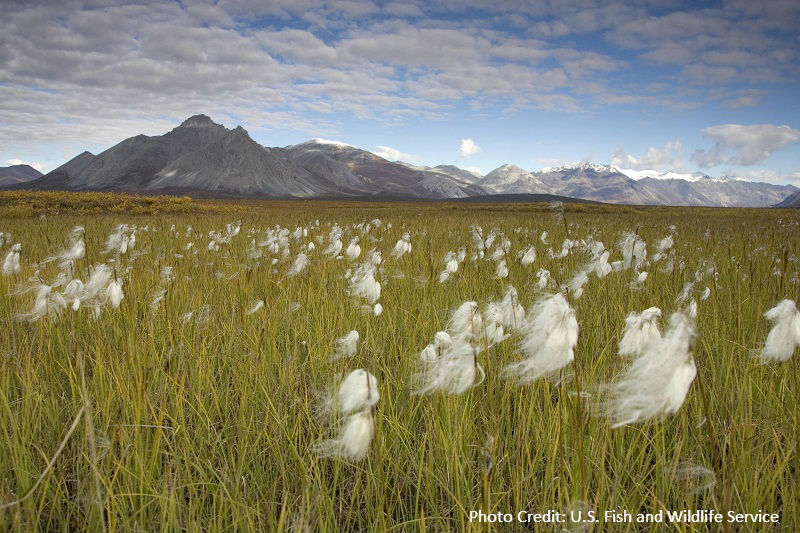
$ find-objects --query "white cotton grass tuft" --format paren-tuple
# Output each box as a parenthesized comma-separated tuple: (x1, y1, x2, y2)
(348, 264, 381, 304)
(318, 410, 374, 462)
(482, 303, 510, 346)
(105, 280, 124, 309)
(334, 368, 379, 415)
(759, 299, 800, 363)
(318, 369, 379, 462)
(629, 270, 648, 290)
(334, 330, 360, 359)
(42, 226, 85, 271)
(324, 239, 342, 257)
(518, 245, 536, 266)
(390, 234, 412, 259)
(287, 253, 309, 277)
(2, 243, 22, 276)
(618, 231, 647, 271)
(345, 237, 361, 260)
(536, 268, 551, 290)
(415, 302, 486, 395)
(494, 259, 508, 279)
(502, 293, 578, 383)
(246, 300, 265, 315)
(439, 253, 459, 283)
(493, 285, 526, 331)
(619, 307, 662, 358)
(602, 310, 697, 428)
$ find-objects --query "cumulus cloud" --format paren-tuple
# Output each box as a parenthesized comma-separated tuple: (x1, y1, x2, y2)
(691, 124, 800, 167)
(611, 141, 685, 171)
(5, 158, 45, 172)
(459, 138, 481, 158)
(0, 1, 797, 170)
(372, 145, 415, 161)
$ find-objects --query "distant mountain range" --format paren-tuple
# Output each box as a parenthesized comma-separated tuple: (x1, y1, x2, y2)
(9, 115, 799, 206)
(0, 164, 42, 186)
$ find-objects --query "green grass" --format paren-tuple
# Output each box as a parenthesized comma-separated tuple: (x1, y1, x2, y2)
(1, 202, 798, 532)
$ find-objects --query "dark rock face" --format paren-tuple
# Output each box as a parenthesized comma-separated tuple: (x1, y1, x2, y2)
(25, 115, 487, 199)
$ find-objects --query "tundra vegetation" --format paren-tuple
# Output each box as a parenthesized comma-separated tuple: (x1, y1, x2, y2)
(1, 192, 798, 532)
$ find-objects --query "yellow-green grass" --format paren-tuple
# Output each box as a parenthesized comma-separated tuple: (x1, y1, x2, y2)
(1, 200, 798, 532)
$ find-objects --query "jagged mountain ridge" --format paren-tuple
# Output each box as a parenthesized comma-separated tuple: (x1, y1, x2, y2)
(15, 115, 798, 205)
(479, 162, 797, 207)
(27, 115, 486, 199)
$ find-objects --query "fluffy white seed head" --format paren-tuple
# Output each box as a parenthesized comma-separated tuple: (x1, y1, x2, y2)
(319, 410, 375, 462)
(518, 246, 536, 266)
(287, 253, 309, 277)
(605, 311, 696, 428)
(619, 307, 662, 358)
(494, 259, 508, 279)
(536, 268, 550, 290)
(760, 299, 800, 363)
(503, 293, 578, 383)
(335, 330, 360, 359)
(337, 369, 379, 415)
(2, 245, 21, 276)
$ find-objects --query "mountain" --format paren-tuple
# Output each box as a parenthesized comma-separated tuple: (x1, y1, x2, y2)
(472, 162, 797, 207)
(407, 164, 482, 184)
(26, 116, 485, 199)
(0, 164, 42, 186)
(15, 114, 798, 205)
(774, 190, 800, 208)
(477, 164, 550, 194)
(534, 163, 645, 203)
(284, 140, 485, 198)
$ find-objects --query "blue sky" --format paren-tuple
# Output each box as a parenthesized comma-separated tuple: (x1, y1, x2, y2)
(1, 0, 799, 183)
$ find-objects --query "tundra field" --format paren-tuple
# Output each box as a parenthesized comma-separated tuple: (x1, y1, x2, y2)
(1, 194, 799, 532)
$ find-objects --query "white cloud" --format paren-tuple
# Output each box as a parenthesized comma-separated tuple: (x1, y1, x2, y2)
(691, 124, 800, 167)
(731, 169, 800, 186)
(464, 166, 482, 176)
(611, 141, 685, 171)
(372, 145, 415, 161)
(459, 138, 481, 158)
(5, 158, 45, 172)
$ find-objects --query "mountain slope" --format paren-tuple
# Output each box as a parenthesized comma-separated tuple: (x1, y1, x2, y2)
(283, 140, 486, 198)
(477, 164, 550, 194)
(0, 164, 42, 186)
(475, 162, 798, 207)
(26, 116, 484, 199)
(774, 190, 800, 208)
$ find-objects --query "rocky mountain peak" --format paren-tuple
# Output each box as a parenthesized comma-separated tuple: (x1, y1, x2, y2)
(179, 114, 218, 128)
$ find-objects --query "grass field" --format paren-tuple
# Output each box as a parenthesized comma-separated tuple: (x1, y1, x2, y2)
(1, 195, 799, 532)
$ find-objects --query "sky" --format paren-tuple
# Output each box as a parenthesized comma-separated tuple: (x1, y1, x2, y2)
(1, 0, 799, 184)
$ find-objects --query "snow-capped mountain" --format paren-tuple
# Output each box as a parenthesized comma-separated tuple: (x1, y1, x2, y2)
(473, 162, 797, 207)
